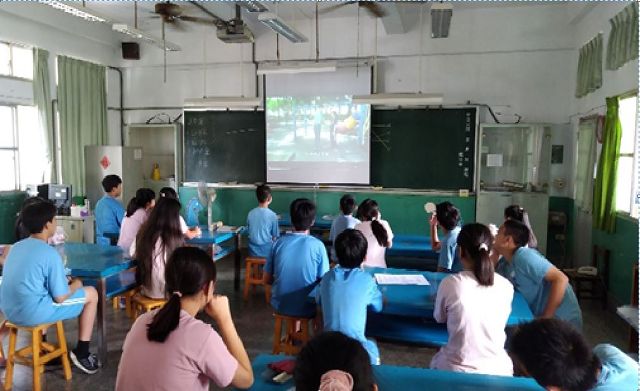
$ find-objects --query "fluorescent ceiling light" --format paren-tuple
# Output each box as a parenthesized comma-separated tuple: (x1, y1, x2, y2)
(112, 24, 181, 51)
(258, 13, 307, 43)
(40, 0, 108, 23)
(257, 61, 337, 75)
(352, 93, 444, 106)
(431, 3, 453, 38)
(242, 1, 269, 13)
(184, 97, 262, 109)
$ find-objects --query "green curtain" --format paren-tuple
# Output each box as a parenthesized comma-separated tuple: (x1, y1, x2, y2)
(32, 48, 54, 182)
(593, 97, 622, 233)
(606, 2, 638, 71)
(57, 56, 108, 196)
(575, 33, 603, 98)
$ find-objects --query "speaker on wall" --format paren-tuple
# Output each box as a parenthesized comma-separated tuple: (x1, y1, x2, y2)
(121, 42, 140, 60)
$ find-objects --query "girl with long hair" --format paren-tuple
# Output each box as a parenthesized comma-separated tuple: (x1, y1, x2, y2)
(355, 199, 393, 268)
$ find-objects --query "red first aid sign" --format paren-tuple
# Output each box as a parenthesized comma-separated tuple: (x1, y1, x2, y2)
(100, 155, 110, 170)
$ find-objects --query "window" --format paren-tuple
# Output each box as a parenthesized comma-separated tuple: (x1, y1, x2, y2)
(0, 105, 47, 191)
(616, 95, 638, 217)
(0, 42, 33, 80)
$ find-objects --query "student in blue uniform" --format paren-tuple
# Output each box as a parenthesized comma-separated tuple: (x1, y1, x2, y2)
(318, 229, 383, 365)
(510, 318, 639, 391)
(263, 198, 329, 318)
(0, 201, 100, 374)
(94, 175, 125, 246)
(328, 194, 360, 262)
(494, 219, 582, 330)
(430, 201, 462, 272)
(246, 184, 279, 258)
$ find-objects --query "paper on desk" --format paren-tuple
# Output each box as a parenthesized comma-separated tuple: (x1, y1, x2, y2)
(217, 225, 239, 233)
(374, 274, 430, 285)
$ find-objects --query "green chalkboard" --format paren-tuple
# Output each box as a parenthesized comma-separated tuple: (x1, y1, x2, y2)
(370, 108, 476, 190)
(184, 110, 266, 183)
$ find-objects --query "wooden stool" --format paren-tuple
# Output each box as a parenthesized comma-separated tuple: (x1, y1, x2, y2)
(243, 257, 271, 303)
(112, 288, 137, 319)
(272, 313, 313, 355)
(131, 294, 167, 319)
(4, 321, 72, 391)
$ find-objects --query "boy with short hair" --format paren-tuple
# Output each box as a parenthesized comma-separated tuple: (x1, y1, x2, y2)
(510, 318, 638, 391)
(264, 198, 329, 317)
(494, 219, 583, 330)
(95, 174, 125, 246)
(318, 229, 383, 365)
(328, 194, 360, 262)
(0, 201, 100, 374)
(246, 184, 279, 258)
(430, 201, 463, 272)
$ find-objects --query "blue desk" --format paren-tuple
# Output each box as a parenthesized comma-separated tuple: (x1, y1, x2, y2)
(244, 354, 543, 391)
(277, 213, 334, 230)
(61, 242, 136, 366)
(186, 227, 243, 290)
(387, 235, 436, 259)
(364, 267, 533, 345)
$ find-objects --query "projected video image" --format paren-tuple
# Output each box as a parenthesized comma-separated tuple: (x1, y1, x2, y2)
(266, 96, 370, 163)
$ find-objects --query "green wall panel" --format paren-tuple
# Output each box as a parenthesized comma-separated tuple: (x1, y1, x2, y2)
(592, 214, 639, 304)
(0, 191, 27, 244)
(179, 187, 476, 236)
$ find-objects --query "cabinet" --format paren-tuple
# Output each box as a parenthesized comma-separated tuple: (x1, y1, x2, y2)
(475, 124, 551, 254)
(56, 216, 95, 243)
(125, 124, 182, 193)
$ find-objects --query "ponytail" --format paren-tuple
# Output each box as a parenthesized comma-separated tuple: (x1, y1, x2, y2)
(457, 223, 494, 286)
(146, 247, 216, 343)
(370, 220, 389, 248)
(474, 245, 494, 286)
(126, 188, 156, 217)
(147, 294, 181, 342)
(125, 197, 139, 217)
(356, 199, 388, 247)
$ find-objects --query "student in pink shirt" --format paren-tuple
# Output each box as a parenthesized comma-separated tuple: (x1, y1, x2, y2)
(130, 198, 184, 299)
(116, 246, 253, 390)
(158, 187, 201, 239)
(117, 188, 155, 255)
(355, 199, 393, 268)
(430, 223, 514, 376)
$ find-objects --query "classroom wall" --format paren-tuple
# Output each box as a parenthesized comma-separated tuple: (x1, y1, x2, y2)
(178, 186, 475, 237)
(568, 2, 639, 303)
(0, 3, 123, 145)
(118, 3, 578, 124)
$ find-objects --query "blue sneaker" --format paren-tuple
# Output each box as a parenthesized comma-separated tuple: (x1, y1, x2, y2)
(69, 351, 99, 374)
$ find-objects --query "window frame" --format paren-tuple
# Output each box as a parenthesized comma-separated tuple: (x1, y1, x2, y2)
(615, 94, 638, 218)
(0, 105, 20, 191)
(0, 40, 33, 81)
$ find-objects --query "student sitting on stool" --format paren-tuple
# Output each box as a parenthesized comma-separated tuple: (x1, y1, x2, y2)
(95, 174, 125, 246)
(493, 220, 582, 330)
(318, 229, 383, 365)
(263, 198, 329, 318)
(0, 201, 100, 374)
(430, 201, 463, 273)
(328, 194, 360, 263)
(246, 184, 279, 259)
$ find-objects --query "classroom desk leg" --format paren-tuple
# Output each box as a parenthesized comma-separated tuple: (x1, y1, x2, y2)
(234, 234, 241, 291)
(96, 277, 107, 367)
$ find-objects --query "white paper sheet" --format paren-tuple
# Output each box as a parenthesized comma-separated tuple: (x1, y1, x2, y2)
(486, 154, 503, 167)
(374, 274, 430, 286)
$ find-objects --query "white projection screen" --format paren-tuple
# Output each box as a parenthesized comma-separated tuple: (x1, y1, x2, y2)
(265, 66, 372, 184)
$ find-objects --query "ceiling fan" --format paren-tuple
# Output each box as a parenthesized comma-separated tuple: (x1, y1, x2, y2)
(150, 2, 224, 30)
(320, 1, 387, 18)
